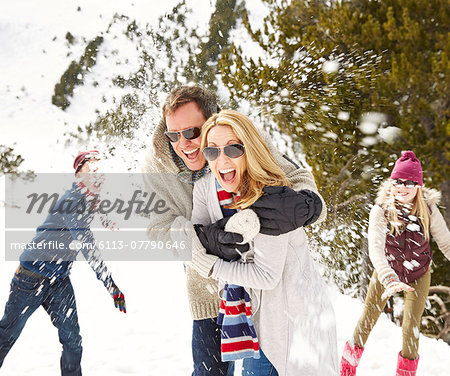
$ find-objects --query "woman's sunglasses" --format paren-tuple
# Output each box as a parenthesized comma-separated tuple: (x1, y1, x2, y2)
(390, 179, 419, 188)
(202, 144, 245, 162)
(164, 126, 202, 143)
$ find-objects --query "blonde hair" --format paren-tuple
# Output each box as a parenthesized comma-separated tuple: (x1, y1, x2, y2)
(385, 184, 430, 240)
(201, 110, 291, 209)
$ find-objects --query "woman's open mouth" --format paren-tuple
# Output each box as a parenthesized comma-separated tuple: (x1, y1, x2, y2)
(219, 168, 236, 183)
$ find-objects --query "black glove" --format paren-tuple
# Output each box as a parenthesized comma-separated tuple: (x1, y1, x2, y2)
(194, 217, 250, 261)
(250, 186, 323, 235)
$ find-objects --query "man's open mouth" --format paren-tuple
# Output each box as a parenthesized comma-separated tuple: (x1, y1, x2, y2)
(183, 148, 200, 160)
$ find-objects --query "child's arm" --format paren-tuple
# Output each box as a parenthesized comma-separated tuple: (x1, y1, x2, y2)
(429, 204, 450, 261)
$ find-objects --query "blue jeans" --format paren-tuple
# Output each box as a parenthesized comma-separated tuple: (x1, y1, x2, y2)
(192, 317, 232, 376)
(242, 348, 278, 376)
(0, 266, 82, 375)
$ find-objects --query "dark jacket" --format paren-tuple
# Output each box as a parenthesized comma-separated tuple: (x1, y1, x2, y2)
(20, 182, 113, 288)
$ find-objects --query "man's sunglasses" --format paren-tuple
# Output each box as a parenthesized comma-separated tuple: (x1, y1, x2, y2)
(390, 179, 419, 188)
(164, 126, 202, 143)
(202, 144, 245, 162)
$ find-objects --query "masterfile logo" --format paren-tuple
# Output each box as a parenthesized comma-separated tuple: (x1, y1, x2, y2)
(4, 173, 192, 261)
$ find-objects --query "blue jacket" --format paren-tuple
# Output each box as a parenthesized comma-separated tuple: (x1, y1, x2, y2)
(20, 182, 113, 289)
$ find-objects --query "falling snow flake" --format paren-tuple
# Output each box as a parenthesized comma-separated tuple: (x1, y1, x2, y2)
(359, 121, 378, 135)
(322, 60, 339, 73)
(406, 223, 421, 232)
(337, 111, 350, 121)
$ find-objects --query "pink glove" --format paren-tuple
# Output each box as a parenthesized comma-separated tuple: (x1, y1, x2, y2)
(381, 274, 415, 300)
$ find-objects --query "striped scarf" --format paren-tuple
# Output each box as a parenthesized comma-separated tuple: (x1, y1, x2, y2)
(215, 179, 260, 361)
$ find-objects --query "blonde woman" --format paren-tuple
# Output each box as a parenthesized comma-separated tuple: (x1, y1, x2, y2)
(189, 110, 338, 376)
(340, 151, 450, 376)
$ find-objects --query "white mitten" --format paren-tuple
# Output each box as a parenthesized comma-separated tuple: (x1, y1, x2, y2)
(170, 217, 218, 278)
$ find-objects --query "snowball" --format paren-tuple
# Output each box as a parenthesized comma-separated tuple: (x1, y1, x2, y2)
(378, 126, 402, 143)
(337, 111, 350, 121)
(225, 209, 260, 244)
(273, 103, 283, 113)
(359, 121, 378, 134)
(361, 111, 387, 124)
(360, 136, 378, 146)
(322, 60, 339, 73)
(323, 131, 337, 140)
(294, 106, 304, 115)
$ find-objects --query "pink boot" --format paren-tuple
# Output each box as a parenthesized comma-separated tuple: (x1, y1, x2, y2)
(340, 341, 364, 376)
(396, 352, 419, 376)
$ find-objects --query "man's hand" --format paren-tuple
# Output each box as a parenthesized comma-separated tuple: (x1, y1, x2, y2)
(381, 274, 415, 300)
(110, 283, 126, 313)
(251, 187, 322, 235)
(194, 217, 249, 261)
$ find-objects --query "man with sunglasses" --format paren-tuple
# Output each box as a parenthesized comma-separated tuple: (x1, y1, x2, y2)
(143, 85, 326, 376)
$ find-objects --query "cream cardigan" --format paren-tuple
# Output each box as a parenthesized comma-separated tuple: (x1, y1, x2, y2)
(192, 172, 338, 376)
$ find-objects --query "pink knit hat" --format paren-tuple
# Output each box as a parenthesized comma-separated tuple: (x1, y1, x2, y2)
(390, 151, 423, 186)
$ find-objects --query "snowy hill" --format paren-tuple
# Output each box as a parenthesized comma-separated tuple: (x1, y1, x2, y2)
(0, 254, 449, 375)
(0, 1, 449, 375)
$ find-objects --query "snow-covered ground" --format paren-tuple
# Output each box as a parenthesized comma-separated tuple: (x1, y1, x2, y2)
(0, 254, 449, 375)
(1, 1, 449, 375)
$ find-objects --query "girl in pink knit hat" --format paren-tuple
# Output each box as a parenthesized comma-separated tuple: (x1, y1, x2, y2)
(340, 151, 450, 376)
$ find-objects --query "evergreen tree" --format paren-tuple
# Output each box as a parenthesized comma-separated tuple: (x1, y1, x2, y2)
(185, 0, 245, 90)
(0, 145, 24, 174)
(64, 0, 246, 147)
(219, 0, 449, 294)
(52, 36, 104, 110)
